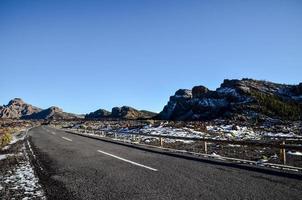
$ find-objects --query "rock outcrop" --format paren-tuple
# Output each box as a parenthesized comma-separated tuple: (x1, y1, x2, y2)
(22, 106, 78, 120)
(192, 86, 209, 98)
(85, 109, 111, 119)
(0, 98, 41, 118)
(0, 98, 79, 120)
(111, 106, 157, 119)
(85, 106, 157, 120)
(157, 79, 302, 121)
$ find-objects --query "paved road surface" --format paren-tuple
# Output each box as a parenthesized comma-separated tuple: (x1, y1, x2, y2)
(28, 126, 302, 200)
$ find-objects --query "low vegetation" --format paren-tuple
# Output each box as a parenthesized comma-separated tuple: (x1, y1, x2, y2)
(0, 128, 13, 148)
(252, 91, 302, 120)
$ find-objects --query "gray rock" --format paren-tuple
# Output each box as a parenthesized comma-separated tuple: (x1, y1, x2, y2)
(157, 78, 302, 121)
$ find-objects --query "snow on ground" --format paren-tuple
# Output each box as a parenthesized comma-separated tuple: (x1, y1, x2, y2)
(206, 125, 260, 140)
(136, 125, 206, 138)
(101, 124, 298, 142)
(206, 124, 302, 140)
(287, 151, 302, 156)
(262, 132, 300, 138)
(1, 134, 46, 200)
(117, 125, 208, 144)
(73, 122, 301, 143)
(216, 87, 238, 96)
(0, 154, 14, 161)
(1, 147, 45, 199)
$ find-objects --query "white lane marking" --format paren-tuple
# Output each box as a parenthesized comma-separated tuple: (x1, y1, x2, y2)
(51, 132, 56, 135)
(97, 150, 158, 172)
(43, 128, 51, 133)
(62, 137, 72, 142)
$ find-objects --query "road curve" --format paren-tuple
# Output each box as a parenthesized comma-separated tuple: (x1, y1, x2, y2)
(28, 126, 302, 200)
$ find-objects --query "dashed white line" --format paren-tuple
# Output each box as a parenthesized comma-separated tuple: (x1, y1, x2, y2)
(62, 137, 72, 142)
(51, 132, 56, 135)
(97, 150, 158, 171)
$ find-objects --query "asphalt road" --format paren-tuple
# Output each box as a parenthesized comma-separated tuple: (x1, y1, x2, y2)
(28, 126, 302, 200)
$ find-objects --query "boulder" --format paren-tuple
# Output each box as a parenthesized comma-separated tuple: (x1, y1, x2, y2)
(192, 85, 209, 98)
(174, 89, 192, 98)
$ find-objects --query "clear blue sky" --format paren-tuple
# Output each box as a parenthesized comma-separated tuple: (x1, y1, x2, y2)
(1, 0, 301, 114)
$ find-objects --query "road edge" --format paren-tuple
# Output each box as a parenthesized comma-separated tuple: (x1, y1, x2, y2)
(58, 127, 302, 180)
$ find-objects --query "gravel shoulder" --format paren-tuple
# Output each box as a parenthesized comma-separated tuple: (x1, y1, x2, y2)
(0, 130, 46, 200)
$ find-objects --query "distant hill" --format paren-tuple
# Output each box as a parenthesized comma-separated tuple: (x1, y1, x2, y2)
(0, 98, 42, 119)
(85, 109, 111, 119)
(3, 78, 302, 122)
(111, 106, 157, 119)
(22, 106, 79, 120)
(85, 106, 157, 120)
(0, 98, 79, 120)
(157, 79, 302, 121)
(0, 98, 156, 120)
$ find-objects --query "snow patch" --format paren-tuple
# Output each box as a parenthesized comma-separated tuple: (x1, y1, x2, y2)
(1, 144, 45, 199)
(206, 125, 259, 140)
(263, 132, 298, 138)
(113, 126, 207, 144)
(27, 140, 36, 159)
(3, 153, 45, 199)
(128, 126, 206, 138)
(0, 154, 15, 160)
(287, 151, 302, 156)
(197, 98, 227, 107)
(217, 87, 238, 96)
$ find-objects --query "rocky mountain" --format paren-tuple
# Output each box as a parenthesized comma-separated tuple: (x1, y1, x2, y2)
(22, 106, 78, 120)
(0, 98, 79, 120)
(0, 98, 42, 118)
(111, 106, 157, 119)
(157, 79, 302, 121)
(85, 106, 157, 120)
(4, 79, 301, 122)
(85, 109, 111, 119)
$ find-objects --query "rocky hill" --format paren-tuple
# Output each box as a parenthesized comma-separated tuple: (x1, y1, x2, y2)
(0, 98, 41, 118)
(111, 106, 157, 119)
(0, 99, 79, 120)
(85, 106, 157, 120)
(22, 106, 78, 120)
(3, 79, 302, 122)
(85, 109, 111, 119)
(157, 79, 302, 121)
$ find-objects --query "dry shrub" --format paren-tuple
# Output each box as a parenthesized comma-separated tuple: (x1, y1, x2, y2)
(0, 128, 13, 147)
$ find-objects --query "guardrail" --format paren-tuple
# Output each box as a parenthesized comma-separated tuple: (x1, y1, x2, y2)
(64, 127, 302, 166)
(262, 135, 302, 141)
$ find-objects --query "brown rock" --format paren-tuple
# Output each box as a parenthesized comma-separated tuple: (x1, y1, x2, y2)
(192, 86, 209, 98)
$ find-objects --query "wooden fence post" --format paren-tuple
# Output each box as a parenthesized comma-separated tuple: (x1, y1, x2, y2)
(280, 141, 286, 165)
(203, 141, 208, 154)
(160, 137, 163, 147)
